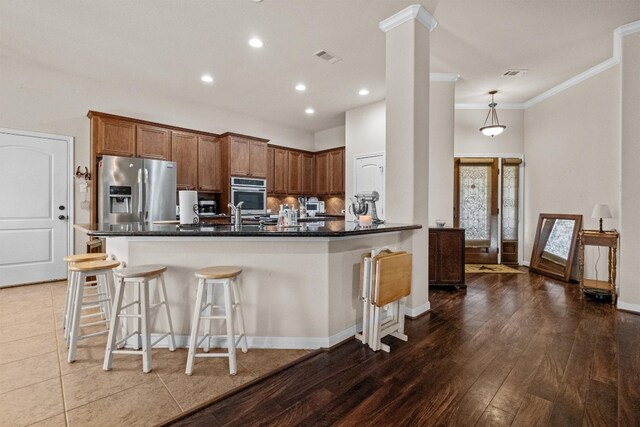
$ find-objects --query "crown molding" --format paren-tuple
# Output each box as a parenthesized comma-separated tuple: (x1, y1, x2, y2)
(524, 20, 639, 109)
(523, 57, 619, 109)
(618, 20, 640, 37)
(379, 4, 438, 33)
(455, 103, 525, 110)
(430, 73, 459, 82)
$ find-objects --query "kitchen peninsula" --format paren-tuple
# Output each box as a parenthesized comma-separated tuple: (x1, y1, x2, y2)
(76, 221, 421, 349)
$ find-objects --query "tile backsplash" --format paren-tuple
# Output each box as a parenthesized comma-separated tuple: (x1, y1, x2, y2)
(267, 195, 344, 214)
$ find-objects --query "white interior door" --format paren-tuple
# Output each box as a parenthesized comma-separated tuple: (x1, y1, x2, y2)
(0, 129, 71, 287)
(354, 153, 385, 219)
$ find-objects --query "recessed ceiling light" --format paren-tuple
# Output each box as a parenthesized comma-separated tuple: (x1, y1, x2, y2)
(358, 88, 369, 96)
(252, 0, 264, 2)
(248, 38, 264, 48)
(201, 74, 214, 83)
(295, 84, 306, 92)
(305, 108, 315, 115)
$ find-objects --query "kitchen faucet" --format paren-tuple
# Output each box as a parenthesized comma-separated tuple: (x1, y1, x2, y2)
(228, 201, 244, 230)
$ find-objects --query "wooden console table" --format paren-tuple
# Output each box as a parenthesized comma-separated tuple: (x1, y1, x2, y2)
(428, 228, 466, 289)
(579, 229, 618, 304)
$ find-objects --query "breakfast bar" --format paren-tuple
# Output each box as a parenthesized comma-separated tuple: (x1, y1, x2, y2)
(76, 221, 422, 349)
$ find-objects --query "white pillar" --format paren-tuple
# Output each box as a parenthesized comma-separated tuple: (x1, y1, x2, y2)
(380, 5, 436, 314)
(619, 25, 640, 312)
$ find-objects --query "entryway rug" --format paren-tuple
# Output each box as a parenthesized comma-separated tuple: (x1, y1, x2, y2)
(465, 264, 524, 274)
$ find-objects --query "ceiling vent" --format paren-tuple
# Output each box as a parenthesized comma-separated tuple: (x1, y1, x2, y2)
(314, 49, 342, 64)
(503, 69, 528, 77)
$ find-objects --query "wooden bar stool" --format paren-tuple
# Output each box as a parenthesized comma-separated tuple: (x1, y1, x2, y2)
(67, 259, 120, 362)
(62, 253, 109, 334)
(185, 266, 248, 375)
(103, 265, 176, 373)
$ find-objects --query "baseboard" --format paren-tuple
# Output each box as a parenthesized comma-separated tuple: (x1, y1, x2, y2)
(123, 315, 426, 350)
(617, 300, 640, 314)
(328, 324, 360, 347)
(405, 301, 431, 318)
(130, 334, 327, 350)
(126, 324, 365, 350)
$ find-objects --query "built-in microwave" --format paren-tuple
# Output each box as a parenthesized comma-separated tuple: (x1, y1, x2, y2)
(230, 177, 267, 216)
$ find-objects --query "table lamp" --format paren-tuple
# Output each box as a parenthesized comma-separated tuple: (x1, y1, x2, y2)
(591, 204, 612, 233)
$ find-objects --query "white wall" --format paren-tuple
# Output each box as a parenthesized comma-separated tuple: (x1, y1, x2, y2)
(345, 100, 386, 220)
(0, 56, 314, 250)
(429, 82, 455, 226)
(455, 108, 525, 156)
(524, 66, 620, 279)
(314, 125, 345, 151)
(619, 32, 640, 311)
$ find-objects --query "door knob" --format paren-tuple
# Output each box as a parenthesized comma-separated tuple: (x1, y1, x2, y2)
(58, 215, 68, 220)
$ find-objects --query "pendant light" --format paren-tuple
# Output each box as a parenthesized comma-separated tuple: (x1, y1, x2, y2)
(480, 90, 506, 137)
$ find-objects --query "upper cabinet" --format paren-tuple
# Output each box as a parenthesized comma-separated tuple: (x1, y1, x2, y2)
(198, 136, 222, 192)
(171, 131, 198, 190)
(315, 148, 345, 195)
(93, 115, 136, 157)
(315, 152, 329, 195)
(229, 137, 250, 176)
(227, 135, 268, 178)
(273, 148, 288, 194)
(249, 140, 268, 178)
(302, 153, 315, 195)
(269, 147, 317, 196)
(266, 147, 275, 193)
(137, 124, 171, 160)
(329, 149, 344, 195)
(287, 151, 302, 194)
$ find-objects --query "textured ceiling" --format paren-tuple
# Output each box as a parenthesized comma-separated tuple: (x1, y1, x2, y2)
(1, 0, 639, 132)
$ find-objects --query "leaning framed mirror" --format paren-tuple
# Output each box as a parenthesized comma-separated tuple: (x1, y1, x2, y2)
(529, 213, 582, 282)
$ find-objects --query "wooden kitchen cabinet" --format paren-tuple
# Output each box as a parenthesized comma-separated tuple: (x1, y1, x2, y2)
(249, 140, 267, 178)
(198, 136, 222, 192)
(228, 136, 267, 178)
(229, 137, 250, 176)
(171, 131, 198, 190)
(136, 124, 171, 160)
(302, 153, 315, 195)
(329, 149, 344, 194)
(429, 228, 466, 288)
(273, 148, 288, 194)
(266, 147, 275, 193)
(94, 115, 136, 157)
(287, 151, 302, 194)
(315, 148, 344, 195)
(315, 152, 329, 195)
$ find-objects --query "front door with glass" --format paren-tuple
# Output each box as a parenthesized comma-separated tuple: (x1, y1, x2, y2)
(454, 158, 499, 264)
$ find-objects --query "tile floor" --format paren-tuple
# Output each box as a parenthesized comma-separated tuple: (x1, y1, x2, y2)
(0, 281, 308, 426)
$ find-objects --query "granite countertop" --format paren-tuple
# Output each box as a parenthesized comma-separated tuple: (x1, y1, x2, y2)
(75, 221, 421, 237)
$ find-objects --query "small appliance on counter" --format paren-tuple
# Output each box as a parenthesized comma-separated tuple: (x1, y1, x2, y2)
(198, 199, 217, 217)
(305, 198, 325, 214)
(350, 191, 384, 224)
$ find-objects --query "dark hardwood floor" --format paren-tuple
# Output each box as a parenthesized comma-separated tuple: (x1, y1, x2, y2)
(168, 270, 640, 426)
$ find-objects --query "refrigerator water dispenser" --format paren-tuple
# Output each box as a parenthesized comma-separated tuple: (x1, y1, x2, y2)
(109, 186, 132, 214)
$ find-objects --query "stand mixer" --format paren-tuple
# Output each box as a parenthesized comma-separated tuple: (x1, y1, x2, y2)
(350, 191, 384, 224)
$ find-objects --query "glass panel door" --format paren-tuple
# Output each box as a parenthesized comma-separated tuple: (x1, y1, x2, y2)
(459, 164, 491, 242)
(454, 158, 499, 264)
(501, 159, 521, 264)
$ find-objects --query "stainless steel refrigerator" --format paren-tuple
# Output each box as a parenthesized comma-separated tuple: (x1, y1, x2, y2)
(98, 155, 177, 224)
